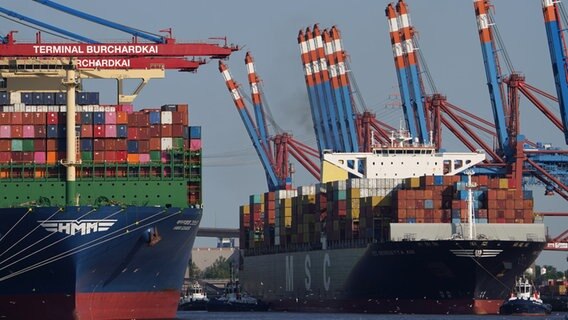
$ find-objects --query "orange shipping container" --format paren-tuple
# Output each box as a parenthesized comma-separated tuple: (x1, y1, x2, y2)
(47, 151, 57, 164)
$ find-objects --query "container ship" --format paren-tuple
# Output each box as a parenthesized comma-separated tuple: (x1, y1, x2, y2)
(0, 79, 203, 318)
(238, 131, 547, 315)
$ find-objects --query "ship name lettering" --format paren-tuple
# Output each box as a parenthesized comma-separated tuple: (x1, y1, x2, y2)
(323, 253, 331, 291)
(285, 255, 294, 292)
(176, 220, 196, 225)
(304, 254, 311, 291)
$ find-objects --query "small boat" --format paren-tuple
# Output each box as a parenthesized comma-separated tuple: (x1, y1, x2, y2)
(499, 277, 553, 316)
(207, 280, 269, 312)
(178, 281, 209, 311)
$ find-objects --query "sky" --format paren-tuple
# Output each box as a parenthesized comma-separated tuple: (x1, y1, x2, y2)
(1, 0, 567, 270)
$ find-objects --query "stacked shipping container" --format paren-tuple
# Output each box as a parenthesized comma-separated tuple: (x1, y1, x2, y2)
(0, 92, 202, 205)
(239, 175, 535, 249)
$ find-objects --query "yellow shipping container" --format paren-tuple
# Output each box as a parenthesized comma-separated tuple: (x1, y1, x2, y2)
(499, 178, 509, 189)
(240, 204, 250, 214)
(410, 177, 420, 188)
(285, 216, 292, 228)
(284, 198, 293, 207)
(371, 196, 383, 206)
(350, 208, 360, 220)
(349, 199, 360, 209)
(348, 188, 360, 198)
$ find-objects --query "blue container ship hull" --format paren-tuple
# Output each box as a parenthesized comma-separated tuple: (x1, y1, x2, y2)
(0, 205, 201, 320)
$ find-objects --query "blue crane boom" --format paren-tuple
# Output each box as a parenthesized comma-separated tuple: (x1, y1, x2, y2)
(245, 52, 272, 155)
(32, 0, 165, 43)
(385, 4, 419, 142)
(219, 61, 282, 191)
(473, 0, 511, 158)
(542, 0, 568, 144)
(0, 6, 97, 43)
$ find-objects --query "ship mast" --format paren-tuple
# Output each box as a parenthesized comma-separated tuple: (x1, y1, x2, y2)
(62, 65, 79, 206)
(465, 170, 477, 240)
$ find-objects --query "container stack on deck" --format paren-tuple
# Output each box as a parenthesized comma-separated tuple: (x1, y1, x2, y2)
(240, 175, 535, 249)
(0, 91, 202, 206)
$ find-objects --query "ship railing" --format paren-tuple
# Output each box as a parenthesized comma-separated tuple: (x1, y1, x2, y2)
(243, 238, 373, 256)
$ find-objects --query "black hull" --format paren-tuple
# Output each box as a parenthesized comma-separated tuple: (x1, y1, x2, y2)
(499, 299, 552, 315)
(207, 298, 269, 312)
(240, 239, 546, 314)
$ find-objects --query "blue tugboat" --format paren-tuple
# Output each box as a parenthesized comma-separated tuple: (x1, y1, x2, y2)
(499, 277, 552, 316)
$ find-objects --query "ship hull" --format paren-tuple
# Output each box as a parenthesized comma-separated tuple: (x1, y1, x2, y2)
(0, 205, 201, 320)
(240, 240, 545, 314)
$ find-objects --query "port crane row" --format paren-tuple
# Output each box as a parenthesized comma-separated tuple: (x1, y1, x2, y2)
(0, 1, 565, 249)
(216, 1, 567, 250)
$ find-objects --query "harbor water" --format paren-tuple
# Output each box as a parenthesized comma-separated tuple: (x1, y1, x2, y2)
(177, 311, 568, 320)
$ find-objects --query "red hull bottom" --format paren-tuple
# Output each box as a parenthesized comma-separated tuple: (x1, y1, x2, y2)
(1, 291, 179, 320)
(269, 298, 503, 315)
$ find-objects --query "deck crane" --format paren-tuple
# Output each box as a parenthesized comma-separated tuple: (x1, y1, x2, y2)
(542, 0, 568, 143)
(395, 0, 429, 145)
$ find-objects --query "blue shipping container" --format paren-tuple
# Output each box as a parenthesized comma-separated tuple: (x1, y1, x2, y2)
(81, 139, 93, 151)
(0, 92, 8, 105)
(55, 92, 67, 105)
(189, 126, 202, 139)
(117, 125, 127, 138)
(93, 112, 105, 125)
(149, 111, 161, 124)
(32, 92, 44, 105)
(44, 93, 55, 105)
(76, 92, 88, 105)
(21, 92, 33, 105)
(81, 112, 93, 124)
(87, 92, 100, 105)
(127, 141, 139, 153)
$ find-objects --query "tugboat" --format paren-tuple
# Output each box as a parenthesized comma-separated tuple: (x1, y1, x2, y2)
(499, 277, 553, 315)
(178, 281, 209, 311)
(207, 280, 269, 312)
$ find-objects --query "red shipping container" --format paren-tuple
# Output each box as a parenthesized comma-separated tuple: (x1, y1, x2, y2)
(105, 112, 117, 124)
(149, 125, 161, 137)
(149, 138, 161, 150)
(136, 113, 149, 126)
(116, 151, 127, 162)
(11, 151, 23, 162)
(115, 139, 127, 150)
(81, 125, 93, 138)
(172, 125, 184, 137)
(161, 124, 172, 137)
(0, 151, 11, 162)
(138, 140, 150, 153)
(22, 113, 34, 125)
(47, 112, 58, 124)
(34, 126, 46, 138)
(105, 139, 116, 151)
(11, 113, 22, 125)
(137, 127, 149, 140)
(93, 151, 105, 163)
(0, 140, 10, 151)
(172, 112, 184, 124)
(33, 112, 46, 125)
(105, 151, 117, 162)
(93, 139, 105, 151)
(0, 113, 10, 125)
(176, 104, 188, 113)
(11, 125, 23, 138)
(93, 125, 105, 138)
(46, 139, 57, 151)
(34, 139, 46, 151)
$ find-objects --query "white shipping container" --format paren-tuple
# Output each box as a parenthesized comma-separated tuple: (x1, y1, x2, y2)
(161, 137, 173, 150)
(59, 106, 67, 112)
(161, 111, 173, 124)
(10, 92, 21, 104)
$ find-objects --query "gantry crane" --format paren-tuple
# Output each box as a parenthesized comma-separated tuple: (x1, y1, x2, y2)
(220, 53, 321, 191)
(0, 1, 238, 103)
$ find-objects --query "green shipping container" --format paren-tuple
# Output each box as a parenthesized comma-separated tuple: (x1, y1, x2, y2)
(11, 139, 23, 151)
(81, 151, 93, 161)
(23, 139, 35, 152)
